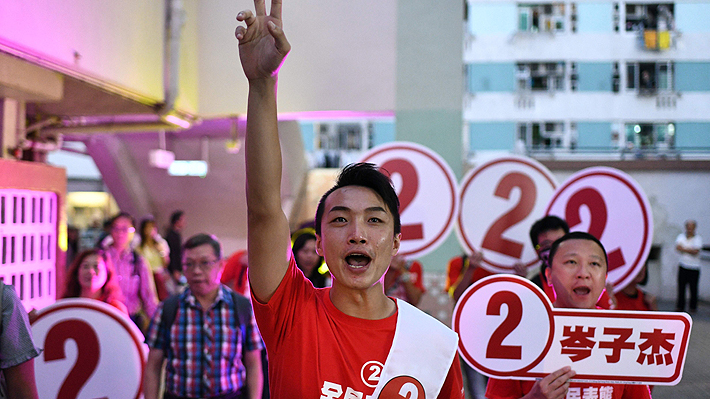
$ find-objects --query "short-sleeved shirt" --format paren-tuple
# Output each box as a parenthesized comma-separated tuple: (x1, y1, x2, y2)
(145, 286, 263, 398)
(0, 285, 41, 370)
(676, 233, 703, 269)
(444, 255, 494, 297)
(385, 260, 427, 302)
(253, 254, 464, 398)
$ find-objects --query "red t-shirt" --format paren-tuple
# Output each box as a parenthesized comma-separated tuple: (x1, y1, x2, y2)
(444, 255, 494, 296)
(253, 255, 464, 398)
(486, 377, 652, 399)
(615, 289, 652, 312)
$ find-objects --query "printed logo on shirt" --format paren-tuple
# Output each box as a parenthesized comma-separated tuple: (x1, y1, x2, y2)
(378, 376, 425, 399)
(361, 360, 384, 388)
(566, 386, 614, 399)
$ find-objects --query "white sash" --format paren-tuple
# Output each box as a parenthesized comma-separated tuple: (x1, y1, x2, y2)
(371, 299, 459, 399)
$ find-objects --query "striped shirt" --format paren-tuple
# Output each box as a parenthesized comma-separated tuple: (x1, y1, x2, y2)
(146, 286, 263, 398)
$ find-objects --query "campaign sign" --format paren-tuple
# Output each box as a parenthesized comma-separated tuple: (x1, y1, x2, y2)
(32, 298, 147, 399)
(457, 156, 558, 273)
(359, 142, 459, 258)
(545, 167, 653, 292)
(453, 275, 692, 385)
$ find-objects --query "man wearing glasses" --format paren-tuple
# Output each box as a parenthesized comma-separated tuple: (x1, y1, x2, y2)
(143, 234, 263, 399)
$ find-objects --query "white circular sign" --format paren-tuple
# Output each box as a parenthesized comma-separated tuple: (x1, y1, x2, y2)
(31, 298, 147, 399)
(545, 167, 653, 293)
(360, 142, 459, 258)
(457, 156, 558, 273)
(453, 275, 554, 376)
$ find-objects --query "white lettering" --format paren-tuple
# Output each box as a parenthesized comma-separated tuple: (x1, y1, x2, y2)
(321, 381, 343, 399)
(582, 387, 599, 399)
(344, 387, 364, 399)
(598, 386, 614, 399)
(566, 388, 581, 399)
(399, 383, 419, 399)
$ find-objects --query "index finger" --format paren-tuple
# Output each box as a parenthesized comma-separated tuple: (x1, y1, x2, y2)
(270, 0, 283, 20)
(254, 0, 266, 16)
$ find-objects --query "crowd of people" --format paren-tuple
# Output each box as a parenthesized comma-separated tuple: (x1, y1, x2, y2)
(1, 1, 705, 398)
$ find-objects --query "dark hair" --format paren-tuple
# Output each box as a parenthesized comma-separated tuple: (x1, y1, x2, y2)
(548, 231, 608, 270)
(292, 228, 324, 267)
(110, 212, 135, 228)
(529, 216, 569, 247)
(183, 233, 222, 259)
(63, 249, 123, 304)
(139, 217, 156, 249)
(314, 163, 401, 236)
(170, 210, 185, 226)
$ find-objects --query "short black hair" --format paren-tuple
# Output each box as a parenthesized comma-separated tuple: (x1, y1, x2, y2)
(529, 216, 569, 248)
(183, 233, 222, 259)
(170, 210, 185, 226)
(314, 163, 401, 236)
(110, 212, 135, 227)
(548, 231, 608, 270)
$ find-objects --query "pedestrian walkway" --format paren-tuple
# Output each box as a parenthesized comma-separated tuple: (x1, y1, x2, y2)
(651, 300, 710, 398)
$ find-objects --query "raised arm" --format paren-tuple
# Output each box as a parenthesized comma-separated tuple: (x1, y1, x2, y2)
(236, 0, 292, 303)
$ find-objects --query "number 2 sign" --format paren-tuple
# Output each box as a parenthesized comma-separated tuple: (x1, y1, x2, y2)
(456, 156, 558, 273)
(545, 167, 653, 292)
(454, 275, 691, 385)
(360, 142, 459, 258)
(32, 298, 146, 399)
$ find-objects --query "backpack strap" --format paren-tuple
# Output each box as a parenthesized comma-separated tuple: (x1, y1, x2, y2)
(159, 294, 181, 352)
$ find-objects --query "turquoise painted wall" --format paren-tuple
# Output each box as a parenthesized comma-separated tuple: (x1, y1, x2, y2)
(469, 122, 515, 151)
(299, 122, 315, 152)
(372, 121, 396, 147)
(577, 3, 614, 32)
(467, 63, 516, 92)
(676, 62, 710, 92)
(675, 123, 710, 147)
(578, 62, 613, 92)
(468, 3, 517, 35)
(676, 2, 710, 32)
(577, 122, 612, 148)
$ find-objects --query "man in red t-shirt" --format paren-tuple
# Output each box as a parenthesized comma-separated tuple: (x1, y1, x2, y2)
(485, 232, 652, 399)
(237, 2, 464, 397)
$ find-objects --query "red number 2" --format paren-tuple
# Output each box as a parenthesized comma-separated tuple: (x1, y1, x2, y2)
(486, 291, 523, 359)
(44, 319, 101, 399)
(481, 173, 536, 259)
(565, 188, 626, 272)
(380, 159, 424, 241)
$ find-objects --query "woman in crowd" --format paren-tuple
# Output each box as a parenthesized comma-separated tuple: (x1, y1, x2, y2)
(63, 249, 128, 314)
(135, 217, 172, 300)
(292, 227, 330, 288)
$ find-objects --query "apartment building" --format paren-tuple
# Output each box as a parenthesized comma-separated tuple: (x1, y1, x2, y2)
(464, 1, 710, 162)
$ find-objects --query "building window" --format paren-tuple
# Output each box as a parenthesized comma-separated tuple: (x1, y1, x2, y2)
(624, 122, 675, 149)
(517, 62, 566, 92)
(625, 3, 675, 32)
(518, 3, 566, 33)
(312, 122, 373, 168)
(626, 61, 673, 95)
(517, 121, 566, 149)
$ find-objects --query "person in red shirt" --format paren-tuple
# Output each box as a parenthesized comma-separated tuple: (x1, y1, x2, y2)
(236, 2, 464, 397)
(485, 232, 652, 399)
(385, 255, 426, 305)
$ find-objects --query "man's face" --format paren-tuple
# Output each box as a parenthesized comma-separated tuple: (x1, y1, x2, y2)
(685, 221, 696, 237)
(535, 228, 567, 266)
(111, 216, 135, 249)
(545, 238, 607, 309)
(183, 244, 223, 298)
(316, 186, 401, 293)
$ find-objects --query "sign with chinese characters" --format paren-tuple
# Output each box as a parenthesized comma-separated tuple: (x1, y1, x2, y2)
(359, 142, 459, 258)
(457, 156, 558, 273)
(453, 275, 691, 385)
(545, 167, 653, 292)
(32, 298, 147, 399)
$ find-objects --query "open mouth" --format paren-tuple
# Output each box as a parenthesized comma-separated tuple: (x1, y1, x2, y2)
(345, 253, 371, 269)
(573, 286, 591, 295)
